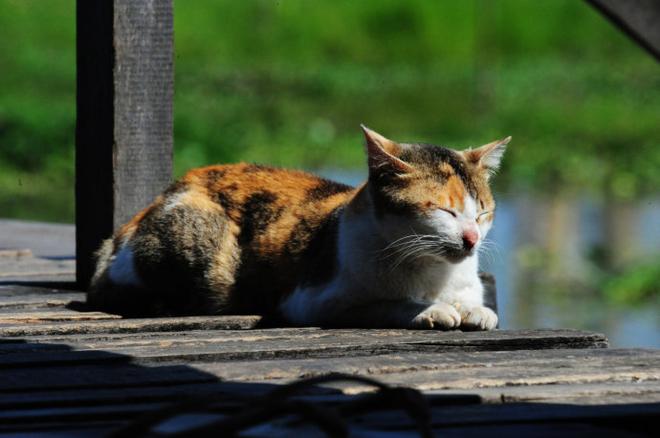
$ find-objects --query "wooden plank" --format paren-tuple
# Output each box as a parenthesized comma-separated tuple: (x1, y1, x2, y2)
(0, 285, 84, 309)
(0, 382, 282, 411)
(0, 256, 75, 281)
(2, 379, 658, 414)
(0, 329, 608, 367)
(0, 308, 120, 324)
(0, 348, 656, 432)
(0, 220, 74, 258)
(0, 295, 83, 310)
(0, 402, 167, 424)
(0, 363, 217, 392)
(1, 405, 655, 437)
(0, 383, 657, 434)
(186, 348, 660, 391)
(20, 327, 607, 349)
(430, 381, 660, 405)
(0, 423, 122, 436)
(0, 315, 262, 337)
(76, 0, 174, 288)
(386, 402, 660, 429)
(587, 0, 660, 61)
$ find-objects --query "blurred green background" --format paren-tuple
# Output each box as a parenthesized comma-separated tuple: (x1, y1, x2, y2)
(0, 0, 658, 341)
(1, 0, 658, 222)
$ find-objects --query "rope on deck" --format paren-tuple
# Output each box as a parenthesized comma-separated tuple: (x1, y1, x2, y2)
(112, 373, 434, 437)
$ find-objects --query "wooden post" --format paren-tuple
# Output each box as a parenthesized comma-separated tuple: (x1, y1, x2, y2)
(76, 1, 173, 289)
(587, 0, 660, 61)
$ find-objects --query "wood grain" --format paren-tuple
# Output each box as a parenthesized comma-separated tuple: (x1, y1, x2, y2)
(588, 0, 660, 61)
(0, 329, 608, 366)
(76, 0, 173, 288)
(0, 315, 262, 337)
(187, 348, 660, 389)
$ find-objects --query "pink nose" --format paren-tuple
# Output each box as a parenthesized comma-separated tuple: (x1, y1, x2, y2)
(462, 229, 479, 250)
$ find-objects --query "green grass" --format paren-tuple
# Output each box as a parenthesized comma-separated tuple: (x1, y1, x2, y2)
(1, 0, 659, 224)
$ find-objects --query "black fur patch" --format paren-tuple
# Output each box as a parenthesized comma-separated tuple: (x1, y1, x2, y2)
(403, 143, 476, 195)
(306, 179, 354, 201)
(296, 206, 343, 288)
(210, 183, 239, 213)
(213, 191, 236, 213)
(205, 169, 226, 185)
(238, 190, 282, 245)
(286, 217, 314, 255)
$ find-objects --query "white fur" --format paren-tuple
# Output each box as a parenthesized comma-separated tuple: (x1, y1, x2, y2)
(482, 142, 507, 170)
(162, 191, 188, 212)
(281, 194, 496, 329)
(427, 196, 480, 246)
(108, 244, 143, 287)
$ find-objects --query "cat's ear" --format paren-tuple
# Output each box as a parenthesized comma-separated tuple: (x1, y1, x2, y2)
(361, 125, 414, 175)
(463, 136, 511, 177)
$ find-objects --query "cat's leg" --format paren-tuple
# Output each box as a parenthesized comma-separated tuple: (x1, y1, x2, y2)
(456, 304, 498, 331)
(282, 286, 461, 329)
(436, 273, 498, 331)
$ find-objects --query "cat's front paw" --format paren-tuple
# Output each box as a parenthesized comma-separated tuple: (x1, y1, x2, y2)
(460, 306, 498, 331)
(410, 302, 461, 330)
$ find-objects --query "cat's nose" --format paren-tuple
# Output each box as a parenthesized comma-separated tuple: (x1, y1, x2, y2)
(462, 229, 479, 250)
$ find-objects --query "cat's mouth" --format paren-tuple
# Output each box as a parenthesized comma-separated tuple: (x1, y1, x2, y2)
(380, 233, 474, 268)
(416, 242, 475, 264)
(429, 239, 476, 263)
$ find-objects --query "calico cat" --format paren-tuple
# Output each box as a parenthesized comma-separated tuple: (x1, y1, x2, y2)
(88, 126, 509, 330)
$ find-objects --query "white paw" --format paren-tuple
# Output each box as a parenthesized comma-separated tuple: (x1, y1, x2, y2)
(460, 306, 498, 331)
(410, 302, 461, 330)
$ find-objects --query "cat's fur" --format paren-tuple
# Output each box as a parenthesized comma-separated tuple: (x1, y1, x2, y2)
(88, 126, 509, 330)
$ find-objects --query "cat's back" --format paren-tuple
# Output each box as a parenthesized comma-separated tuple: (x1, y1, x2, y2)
(117, 163, 355, 239)
(186, 163, 354, 219)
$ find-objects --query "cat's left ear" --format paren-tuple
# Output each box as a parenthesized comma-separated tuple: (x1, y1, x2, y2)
(361, 125, 414, 175)
(463, 136, 511, 177)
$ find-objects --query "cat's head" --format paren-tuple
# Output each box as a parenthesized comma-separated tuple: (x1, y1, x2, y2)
(361, 125, 509, 263)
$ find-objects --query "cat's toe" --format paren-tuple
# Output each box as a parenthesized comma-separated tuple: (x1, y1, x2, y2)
(460, 306, 498, 331)
(411, 303, 461, 330)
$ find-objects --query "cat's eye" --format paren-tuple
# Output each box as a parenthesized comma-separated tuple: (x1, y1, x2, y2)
(477, 211, 493, 222)
(440, 208, 457, 218)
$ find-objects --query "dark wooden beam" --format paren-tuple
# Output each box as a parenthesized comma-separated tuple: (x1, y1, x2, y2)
(76, 1, 173, 289)
(587, 0, 660, 61)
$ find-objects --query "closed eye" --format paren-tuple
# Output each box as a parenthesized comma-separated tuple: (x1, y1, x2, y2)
(440, 208, 457, 218)
(478, 210, 493, 217)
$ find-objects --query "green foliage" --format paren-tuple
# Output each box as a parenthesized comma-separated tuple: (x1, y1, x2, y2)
(0, 0, 659, 223)
(603, 260, 660, 305)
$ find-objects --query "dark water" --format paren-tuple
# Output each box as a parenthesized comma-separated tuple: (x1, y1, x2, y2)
(321, 169, 660, 348)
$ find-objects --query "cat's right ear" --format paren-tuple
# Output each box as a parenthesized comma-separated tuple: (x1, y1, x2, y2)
(463, 136, 511, 177)
(361, 125, 414, 175)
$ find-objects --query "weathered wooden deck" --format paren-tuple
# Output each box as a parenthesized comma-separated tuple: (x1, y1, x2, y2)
(1, 220, 658, 436)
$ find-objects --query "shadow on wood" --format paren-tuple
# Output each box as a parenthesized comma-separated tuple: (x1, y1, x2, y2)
(0, 337, 656, 436)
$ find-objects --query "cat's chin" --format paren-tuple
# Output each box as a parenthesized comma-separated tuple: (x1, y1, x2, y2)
(442, 248, 476, 264)
(412, 244, 474, 265)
